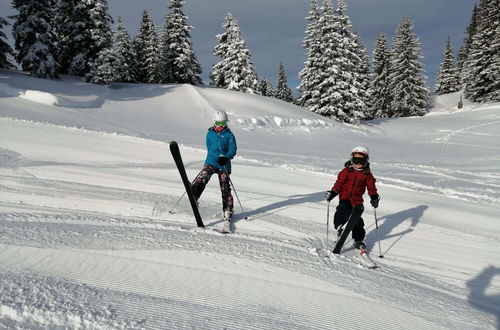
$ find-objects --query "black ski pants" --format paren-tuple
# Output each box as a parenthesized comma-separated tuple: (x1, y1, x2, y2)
(334, 199, 366, 242)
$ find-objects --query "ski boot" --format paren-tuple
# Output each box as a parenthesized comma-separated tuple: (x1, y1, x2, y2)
(221, 210, 232, 233)
(353, 241, 367, 250)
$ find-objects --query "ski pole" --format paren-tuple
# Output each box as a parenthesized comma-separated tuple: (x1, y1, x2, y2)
(169, 168, 205, 214)
(374, 208, 383, 258)
(223, 163, 248, 220)
(326, 201, 330, 252)
(228, 177, 248, 220)
(168, 191, 187, 214)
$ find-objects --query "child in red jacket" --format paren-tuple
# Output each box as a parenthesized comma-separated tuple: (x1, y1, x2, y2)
(325, 146, 380, 250)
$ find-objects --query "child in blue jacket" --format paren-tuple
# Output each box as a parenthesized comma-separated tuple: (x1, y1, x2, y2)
(192, 110, 237, 223)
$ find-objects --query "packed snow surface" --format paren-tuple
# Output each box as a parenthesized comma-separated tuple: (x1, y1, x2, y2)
(0, 70, 499, 329)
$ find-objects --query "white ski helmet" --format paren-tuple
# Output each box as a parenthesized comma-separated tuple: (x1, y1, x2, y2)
(351, 145, 369, 158)
(213, 110, 228, 124)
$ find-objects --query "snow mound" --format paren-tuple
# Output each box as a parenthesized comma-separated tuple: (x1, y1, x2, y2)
(19, 90, 59, 106)
(235, 115, 333, 131)
(429, 90, 473, 114)
(0, 69, 347, 145)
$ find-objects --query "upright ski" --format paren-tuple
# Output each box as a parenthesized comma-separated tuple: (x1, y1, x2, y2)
(169, 141, 204, 228)
(332, 204, 364, 254)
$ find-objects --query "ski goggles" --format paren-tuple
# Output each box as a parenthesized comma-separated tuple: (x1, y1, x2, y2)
(352, 157, 367, 165)
(214, 121, 227, 126)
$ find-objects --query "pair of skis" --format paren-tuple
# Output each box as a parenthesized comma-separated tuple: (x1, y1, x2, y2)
(169, 141, 231, 233)
(329, 204, 377, 269)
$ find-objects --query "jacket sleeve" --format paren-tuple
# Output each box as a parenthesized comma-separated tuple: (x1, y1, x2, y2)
(225, 132, 237, 159)
(366, 173, 378, 196)
(332, 168, 347, 192)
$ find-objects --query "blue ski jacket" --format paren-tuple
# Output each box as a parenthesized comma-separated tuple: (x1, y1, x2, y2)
(205, 126, 237, 173)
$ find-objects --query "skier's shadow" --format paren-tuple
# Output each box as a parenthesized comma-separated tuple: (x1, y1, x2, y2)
(364, 205, 428, 255)
(241, 191, 324, 220)
(467, 266, 500, 329)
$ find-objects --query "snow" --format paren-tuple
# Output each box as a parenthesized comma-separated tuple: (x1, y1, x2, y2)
(18, 90, 59, 106)
(0, 69, 499, 329)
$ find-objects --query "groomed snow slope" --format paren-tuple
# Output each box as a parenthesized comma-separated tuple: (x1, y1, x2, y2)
(0, 69, 499, 329)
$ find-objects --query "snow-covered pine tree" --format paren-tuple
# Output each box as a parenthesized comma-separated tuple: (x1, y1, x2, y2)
(302, 0, 336, 117)
(161, 0, 202, 85)
(143, 26, 162, 84)
(352, 31, 373, 119)
(56, 0, 86, 74)
(211, 13, 258, 93)
(11, 0, 59, 78)
(388, 17, 429, 117)
(86, 47, 120, 86)
(112, 16, 137, 82)
(0, 16, 15, 69)
(257, 78, 274, 97)
(87, 16, 137, 85)
(158, 18, 169, 84)
(371, 30, 392, 118)
(297, 0, 321, 109)
(275, 62, 294, 103)
(489, 5, 500, 102)
(209, 15, 229, 89)
(434, 37, 460, 95)
(302, 0, 339, 118)
(332, 0, 369, 123)
(310, 0, 366, 123)
(56, 0, 112, 77)
(489, 20, 500, 102)
(464, 0, 500, 102)
(265, 79, 275, 97)
(134, 11, 162, 84)
(457, 4, 478, 85)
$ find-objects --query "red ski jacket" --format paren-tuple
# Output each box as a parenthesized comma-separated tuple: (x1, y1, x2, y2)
(331, 166, 378, 206)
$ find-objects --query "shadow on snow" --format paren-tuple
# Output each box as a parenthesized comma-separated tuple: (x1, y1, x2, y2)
(364, 205, 428, 256)
(467, 265, 500, 329)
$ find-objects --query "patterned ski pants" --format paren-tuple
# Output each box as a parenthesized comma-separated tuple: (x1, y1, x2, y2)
(191, 164, 233, 212)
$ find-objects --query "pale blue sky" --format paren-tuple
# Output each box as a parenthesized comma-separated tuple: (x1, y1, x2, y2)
(1, 0, 478, 91)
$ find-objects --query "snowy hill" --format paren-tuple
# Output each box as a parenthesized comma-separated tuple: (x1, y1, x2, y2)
(1, 69, 499, 329)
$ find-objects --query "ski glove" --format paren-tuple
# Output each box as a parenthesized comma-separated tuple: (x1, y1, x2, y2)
(325, 190, 338, 202)
(370, 194, 380, 208)
(217, 156, 229, 166)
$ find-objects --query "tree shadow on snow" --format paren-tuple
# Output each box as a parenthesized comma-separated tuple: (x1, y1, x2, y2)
(467, 266, 500, 329)
(364, 205, 428, 256)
